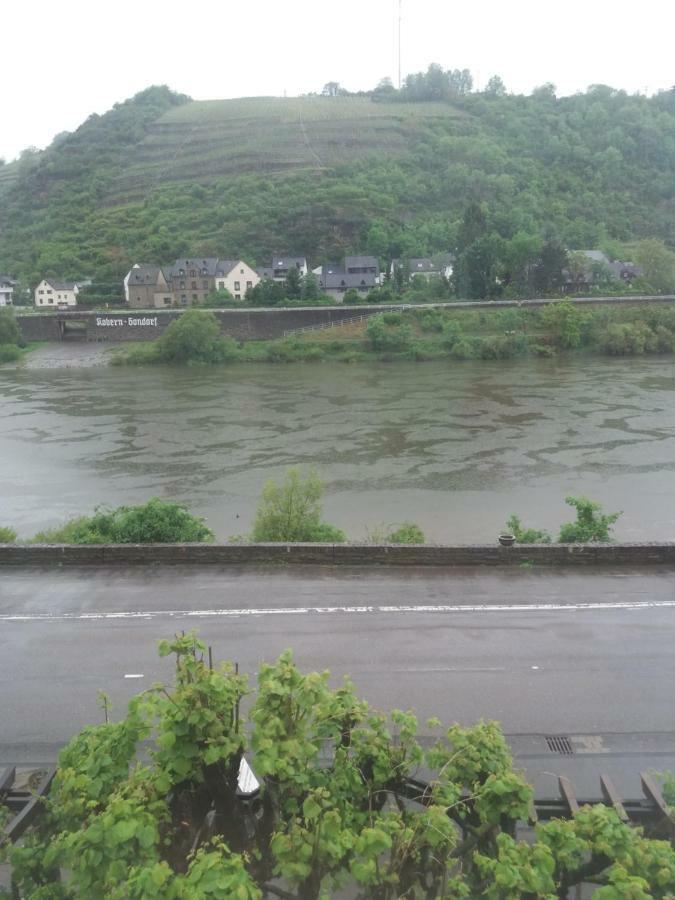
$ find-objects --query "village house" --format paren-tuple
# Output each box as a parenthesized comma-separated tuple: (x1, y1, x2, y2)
(390, 255, 454, 281)
(214, 259, 260, 300)
(125, 265, 173, 309)
(313, 255, 380, 300)
(167, 258, 220, 306)
(257, 255, 308, 282)
(0, 276, 15, 307)
(564, 250, 643, 292)
(34, 279, 79, 308)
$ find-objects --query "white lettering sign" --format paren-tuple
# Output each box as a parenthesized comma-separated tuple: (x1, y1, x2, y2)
(95, 316, 159, 327)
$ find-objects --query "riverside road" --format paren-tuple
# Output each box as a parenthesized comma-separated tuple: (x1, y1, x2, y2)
(1, 564, 675, 763)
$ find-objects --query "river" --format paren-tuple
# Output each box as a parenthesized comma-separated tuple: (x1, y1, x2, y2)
(1, 343, 675, 541)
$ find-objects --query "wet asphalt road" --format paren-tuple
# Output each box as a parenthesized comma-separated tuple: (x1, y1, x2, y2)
(1, 564, 674, 762)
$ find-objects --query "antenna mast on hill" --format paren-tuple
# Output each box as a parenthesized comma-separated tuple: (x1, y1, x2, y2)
(397, 0, 402, 89)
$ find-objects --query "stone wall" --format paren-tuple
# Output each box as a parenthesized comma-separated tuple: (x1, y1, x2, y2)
(15, 295, 675, 344)
(1, 542, 675, 567)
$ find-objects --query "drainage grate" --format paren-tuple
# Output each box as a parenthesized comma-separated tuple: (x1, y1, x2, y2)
(546, 735, 574, 755)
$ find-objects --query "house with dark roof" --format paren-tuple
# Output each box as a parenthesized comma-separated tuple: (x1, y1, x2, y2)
(167, 258, 220, 306)
(563, 250, 644, 292)
(125, 265, 173, 309)
(257, 255, 309, 282)
(313, 255, 381, 300)
(0, 276, 15, 307)
(34, 279, 80, 308)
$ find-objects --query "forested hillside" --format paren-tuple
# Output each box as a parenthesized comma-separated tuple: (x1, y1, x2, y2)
(0, 77, 673, 298)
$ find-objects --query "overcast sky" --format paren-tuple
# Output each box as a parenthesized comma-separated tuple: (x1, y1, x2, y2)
(2, 0, 673, 162)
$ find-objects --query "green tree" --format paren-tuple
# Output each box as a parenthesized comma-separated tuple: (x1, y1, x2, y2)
(542, 300, 585, 348)
(558, 496, 621, 543)
(157, 310, 222, 363)
(484, 75, 507, 97)
(0, 308, 22, 346)
(533, 239, 568, 295)
(634, 239, 675, 293)
(284, 267, 302, 299)
(251, 468, 345, 542)
(301, 271, 321, 301)
(7, 634, 675, 898)
(247, 279, 285, 307)
(0, 525, 17, 542)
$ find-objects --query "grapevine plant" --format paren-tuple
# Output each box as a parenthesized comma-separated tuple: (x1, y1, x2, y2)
(3, 633, 674, 898)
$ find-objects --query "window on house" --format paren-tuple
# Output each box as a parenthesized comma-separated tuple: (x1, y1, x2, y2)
(192, 294, 198, 302)
(39, 289, 44, 294)
(235, 294, 241, 300)
(190, 270, 196, 278)
(48, 298, 53, 304)
(240, 269, 244, 274)
(46, 289, 53, 294)
(246, 281, 252, 289)
(179, 269, 185, 276)
(191, 281, 197, 289)
(181, 294, 187, 304)
(180, 281, 185, 289)
(218, 281, 225, 290)
(202, 280, 208, 290)
(234, 281, 240, 291)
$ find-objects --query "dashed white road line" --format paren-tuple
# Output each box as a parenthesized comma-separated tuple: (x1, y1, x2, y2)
(1, 599, 674, 622)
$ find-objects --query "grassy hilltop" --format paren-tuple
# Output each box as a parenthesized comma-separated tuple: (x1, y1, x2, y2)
(0, 82, 673, 295)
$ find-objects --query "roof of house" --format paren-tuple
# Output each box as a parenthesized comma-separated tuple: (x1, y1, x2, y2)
(318, 263, 378, 290)
(42, 280, 78, 291)
(345, 255, 379, 270)
(169, 258, 220, 277)
(579, 250, 611, 265)
(269, 255, 307, 269)
(128, 265, 165, 285)
(0, 276, 14, 287)
(215, 259, 245, 277)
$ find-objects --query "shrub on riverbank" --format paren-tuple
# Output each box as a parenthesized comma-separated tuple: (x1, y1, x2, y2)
(250, 468, 346, 543)
(111, 302, 675, 368)
(558, 496, 621, 543)
(507, 497, 621, 545)
(32, 498, 214, 544)
(0, 525, 17, 543)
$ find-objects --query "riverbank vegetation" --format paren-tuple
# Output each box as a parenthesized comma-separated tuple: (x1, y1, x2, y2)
(111, 303, 675, 369)
(5, 631, 674, 897)
(31, 498, 214, 544)
(0, 307, 25, 362)
(507, 497, 621, 544)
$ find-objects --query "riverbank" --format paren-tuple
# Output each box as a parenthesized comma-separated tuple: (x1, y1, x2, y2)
(110, 302, 675, 367)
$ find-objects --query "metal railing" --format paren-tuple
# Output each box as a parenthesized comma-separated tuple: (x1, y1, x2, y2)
(282, 305, 408, 337)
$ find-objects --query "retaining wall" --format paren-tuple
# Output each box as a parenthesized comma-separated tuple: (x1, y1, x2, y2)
(15, 295, 675, 344)
(2, 542, 675, 567)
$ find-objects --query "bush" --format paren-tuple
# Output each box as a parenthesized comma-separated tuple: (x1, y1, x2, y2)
(0, 308, 21, 346)
(441, 320, 463, 350)
(388, 522, 426, 543)
(157, 310, 222, 363)
(32, 498, 214, 544)
(558, 496, 621, 543)
(541, 301, 585, 349)
(366, 315, 413, 352)
(0, 343, 21, 363)
(600, 321, 658, 355)
(342, 288, 361, 305)
(0, 525, 17, 542)
(251, 468, 345, 542)
(505, 514, 551, 544)
(449, 338, 476, 360)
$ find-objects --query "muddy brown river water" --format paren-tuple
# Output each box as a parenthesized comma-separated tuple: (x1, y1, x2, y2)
(1, 343, 675, 541)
